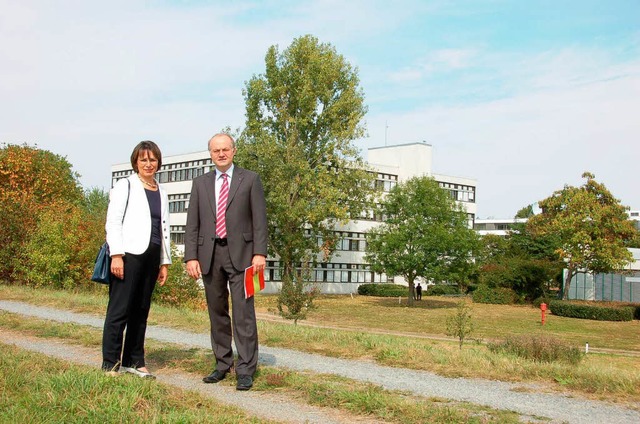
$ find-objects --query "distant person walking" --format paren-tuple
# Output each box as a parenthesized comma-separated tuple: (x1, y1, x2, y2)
(184, 133, 268, 391)
(416, 282, 422, 300)
(102, 141, 171, 378)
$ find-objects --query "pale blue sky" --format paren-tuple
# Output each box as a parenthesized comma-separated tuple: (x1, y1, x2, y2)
(1, 0, 638, 217)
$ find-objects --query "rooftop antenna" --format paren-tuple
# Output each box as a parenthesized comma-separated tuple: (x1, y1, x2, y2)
(385, 121, 389, 146)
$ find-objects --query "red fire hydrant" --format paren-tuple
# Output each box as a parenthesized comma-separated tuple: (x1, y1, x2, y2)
(540, 303, 547, 325)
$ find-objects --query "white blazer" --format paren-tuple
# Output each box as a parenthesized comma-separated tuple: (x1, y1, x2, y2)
(106, 174, 171, 265)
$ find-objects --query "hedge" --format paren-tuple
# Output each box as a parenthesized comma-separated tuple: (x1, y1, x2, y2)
(471, 285, 517, 304)
(549, 300, 634, 322)
(357, 283, 408, 297)
(425, 284, 460, 296)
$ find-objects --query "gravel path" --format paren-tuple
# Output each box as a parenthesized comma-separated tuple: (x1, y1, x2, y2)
(1, 299, 639, 424)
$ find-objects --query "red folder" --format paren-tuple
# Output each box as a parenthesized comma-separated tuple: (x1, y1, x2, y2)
(244, 265, 265, 298)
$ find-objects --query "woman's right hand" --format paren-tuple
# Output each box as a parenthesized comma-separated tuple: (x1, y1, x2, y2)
(111, 255, 124, 280)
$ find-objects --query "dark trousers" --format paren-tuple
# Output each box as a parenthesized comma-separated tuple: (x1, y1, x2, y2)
(203, 243, 258, 376)
(102, 242, 160, 370)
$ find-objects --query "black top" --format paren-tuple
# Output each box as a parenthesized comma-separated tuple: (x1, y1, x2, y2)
(145, 188, 162, 246)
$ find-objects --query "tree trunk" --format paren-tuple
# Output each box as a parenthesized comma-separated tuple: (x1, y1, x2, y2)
(563, 263, 575, 300)
(407, 277, 415, 307)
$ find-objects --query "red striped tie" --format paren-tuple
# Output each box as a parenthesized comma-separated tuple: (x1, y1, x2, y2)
(215, 173, 229, 238)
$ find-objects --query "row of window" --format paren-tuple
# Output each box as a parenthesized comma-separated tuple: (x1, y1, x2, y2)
(169, 226, 369, 253)
(157, 167, 209, 183)
(264, 261, 389, 284)
(166, 193, 393, 224)
(114, 162, 403, 194)
(474, 223, 513, 231)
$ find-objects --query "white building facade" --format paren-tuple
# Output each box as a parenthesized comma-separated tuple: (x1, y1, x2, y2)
(111, 142, 477, 294)
(473, 218, 528, 237)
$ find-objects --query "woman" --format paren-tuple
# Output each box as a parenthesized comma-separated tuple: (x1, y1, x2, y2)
(102, 140, 171, 378)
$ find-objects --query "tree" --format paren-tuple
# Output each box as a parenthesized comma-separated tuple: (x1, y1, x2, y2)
(276, 267, 320, 325)
(14, 187, 109, 289)
(0, 144, 84, 282)
(238, 35, 376, 318)
(446, 301, 474, 349)
(515, 204, 535, 219)
(475, 213, 563, 302)
(365, 176, 478, 306)
(527, 172, 636, 300)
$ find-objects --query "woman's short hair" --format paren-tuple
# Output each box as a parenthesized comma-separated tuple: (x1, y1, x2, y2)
(131, 140, 162, 172)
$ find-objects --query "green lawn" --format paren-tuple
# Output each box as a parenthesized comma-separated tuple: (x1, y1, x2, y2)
(1, 284, 639, 405)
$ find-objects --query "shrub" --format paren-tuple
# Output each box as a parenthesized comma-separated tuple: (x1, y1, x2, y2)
(478, 257, 560, 302)
(425, 284, 460, 296)
(277, 274, 319, 324)
(152, 249, 204, 310)
(0, 144, 84, 282)
(357, 283, 407, 297)
(488, 334, 583, 365)
(532, 295, 557, 309)
(445, 301, 474, 349)
(549, 300, 634, 322)
(471, 285, 517, 304)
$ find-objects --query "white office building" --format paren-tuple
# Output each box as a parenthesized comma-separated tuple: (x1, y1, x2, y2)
(111, 142, 477, 294)
(473, 218, 528, 237)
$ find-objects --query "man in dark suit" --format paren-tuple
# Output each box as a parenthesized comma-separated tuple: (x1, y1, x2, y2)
(185, 133, 268, 391)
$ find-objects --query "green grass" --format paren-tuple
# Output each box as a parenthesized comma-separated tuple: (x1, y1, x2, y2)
(2, 284, 640, 405)
(0, 342, 274, 424)
(256, 368, 522, 424)
(0, 319, 524, 424)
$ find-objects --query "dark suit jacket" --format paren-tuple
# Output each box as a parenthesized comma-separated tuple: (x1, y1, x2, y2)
(184, 166, 268, 275)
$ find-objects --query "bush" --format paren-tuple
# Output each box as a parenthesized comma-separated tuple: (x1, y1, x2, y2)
(478, 257, 560, 302)
(549, 300, 634, 322)
(277, 274, 319, 324)
(471, 285, 517, 304)
(152, 249, 204, 310)
(357, 283, 407, 297)
(532, 295, 557, 309)
(425, 284, 460, 296)
(445, 301, 474, 349)
(488, 334, 583, 365)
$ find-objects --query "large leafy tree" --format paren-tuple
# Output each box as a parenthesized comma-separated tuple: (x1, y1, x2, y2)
(0, 144, 84, 282)
(527, 172, 636, 299)
(237, 34, 375, 311)
(474, 204, 563, 302)
(365, 176, 478, 305)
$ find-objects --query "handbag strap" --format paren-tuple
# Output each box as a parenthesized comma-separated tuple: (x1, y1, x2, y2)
(122, 179, 130, 223)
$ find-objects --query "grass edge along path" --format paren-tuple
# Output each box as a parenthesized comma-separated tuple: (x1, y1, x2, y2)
(0, 339, 276, 424)
(2, 306, 640, 424)
(1, 291, 639, 407)
(0, 323, 525, 424)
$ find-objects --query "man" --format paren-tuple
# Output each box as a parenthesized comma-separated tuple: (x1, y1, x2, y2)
(184, 133, 267, 391)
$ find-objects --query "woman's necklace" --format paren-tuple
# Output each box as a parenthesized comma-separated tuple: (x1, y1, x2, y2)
(138, 175, 157, 189)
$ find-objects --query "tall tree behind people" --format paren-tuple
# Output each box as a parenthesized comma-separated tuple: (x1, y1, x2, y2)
(365, 176, 479, 306)
(527, 172, 636, 299)
(238, 35, 376, 319)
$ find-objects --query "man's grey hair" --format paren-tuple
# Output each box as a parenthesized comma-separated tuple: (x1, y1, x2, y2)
(208, 133, 236, 150)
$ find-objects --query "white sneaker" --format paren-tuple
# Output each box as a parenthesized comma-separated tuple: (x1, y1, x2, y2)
(121, 366, 156, 379)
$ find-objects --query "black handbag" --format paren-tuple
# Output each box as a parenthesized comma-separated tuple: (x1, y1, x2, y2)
(91, 180, 130, 284)
(91, 242, 112, 284)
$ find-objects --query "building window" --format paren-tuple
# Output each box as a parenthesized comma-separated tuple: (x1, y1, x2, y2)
(169, 193, 190, 213)
(170, 225, 185, 245)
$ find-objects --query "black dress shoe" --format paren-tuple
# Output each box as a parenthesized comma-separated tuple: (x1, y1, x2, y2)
(236, 374, 253, 391)
(202, 369, 227, 384)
